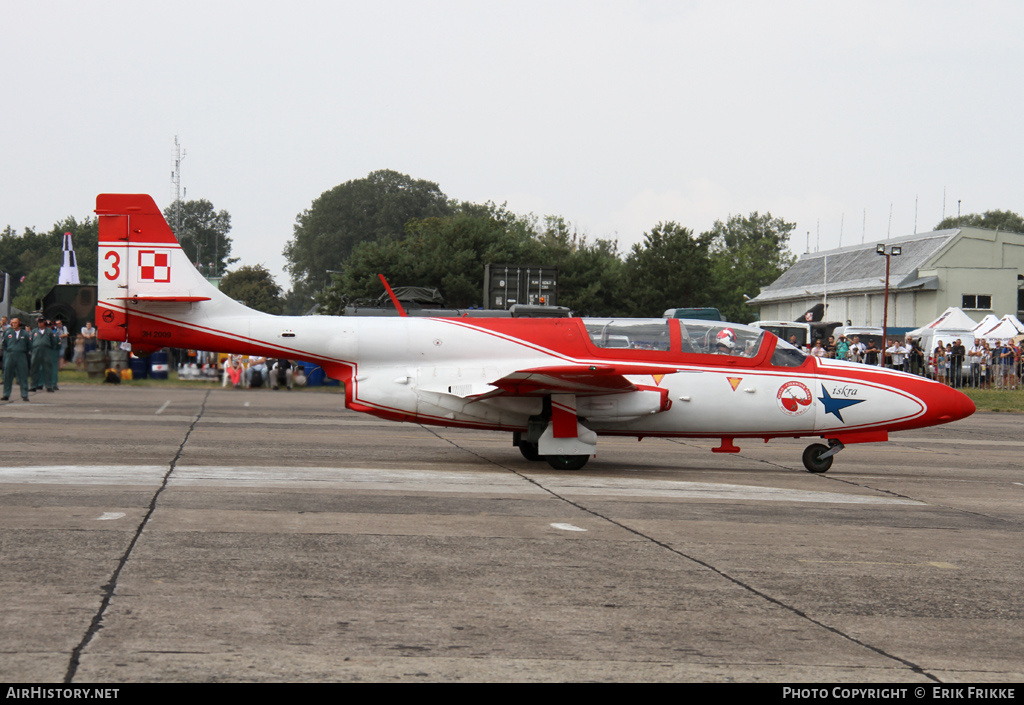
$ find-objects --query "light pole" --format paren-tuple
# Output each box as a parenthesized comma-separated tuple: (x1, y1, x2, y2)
(877, 243, 902, 364)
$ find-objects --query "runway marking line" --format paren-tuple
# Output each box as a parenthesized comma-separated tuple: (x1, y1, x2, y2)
(550, 523, 586, 532)
(799, 559, 958, 569)
(0, 466, 923, 505)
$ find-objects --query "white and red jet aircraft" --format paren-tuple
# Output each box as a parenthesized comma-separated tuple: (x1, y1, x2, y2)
(95, 194, 975, 473)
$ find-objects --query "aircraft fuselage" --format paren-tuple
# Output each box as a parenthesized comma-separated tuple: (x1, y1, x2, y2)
(95, 194, 974, 472)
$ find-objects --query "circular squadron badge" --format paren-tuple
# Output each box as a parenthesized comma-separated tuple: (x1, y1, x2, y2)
(777, 381, 813, 416)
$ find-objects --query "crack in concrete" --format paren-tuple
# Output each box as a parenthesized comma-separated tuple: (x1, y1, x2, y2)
(425, 427, 941, 682)
(64, 390, 210, 683)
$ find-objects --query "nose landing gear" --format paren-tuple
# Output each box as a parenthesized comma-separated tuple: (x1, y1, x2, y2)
(802, 439, 845, 473)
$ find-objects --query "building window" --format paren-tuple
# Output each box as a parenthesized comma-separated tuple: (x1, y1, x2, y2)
(962, 294, 992, 310)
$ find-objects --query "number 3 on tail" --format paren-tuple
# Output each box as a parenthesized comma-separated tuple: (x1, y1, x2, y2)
(104, 250, 121, 280)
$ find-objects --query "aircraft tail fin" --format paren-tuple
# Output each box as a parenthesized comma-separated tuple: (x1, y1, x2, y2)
(95, 194, 254, 351)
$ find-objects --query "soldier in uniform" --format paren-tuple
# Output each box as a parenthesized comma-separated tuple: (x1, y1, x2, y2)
(30, 317, 59, 393)
(2, 317, 31, 401)
(50, 318, 67, 390)
(0, 315, 8, 383)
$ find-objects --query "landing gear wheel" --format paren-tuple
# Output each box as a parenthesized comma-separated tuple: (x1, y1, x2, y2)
(802, 443, 834, 473)
(514, 432, 543, 462)
(546, 454, 590, 471)
(518, 441, 542, 462)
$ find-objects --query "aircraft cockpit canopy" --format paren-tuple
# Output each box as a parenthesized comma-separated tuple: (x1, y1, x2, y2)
(678, 320, 764, 357)
(769, 336, 808, 367)
(584, 318, 771, 359)
(585, 319, 672, 350)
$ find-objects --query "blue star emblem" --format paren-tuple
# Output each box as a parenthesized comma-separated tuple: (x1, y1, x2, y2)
(818, 386, 865, 423)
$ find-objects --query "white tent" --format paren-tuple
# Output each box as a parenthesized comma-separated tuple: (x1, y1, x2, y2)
(908, 306, 979, 338)
(1003, 314, 1024, 332)
(973, 314, 1000, 335)
(977, 314, 1024, 343)
(907, 307, 979, 379)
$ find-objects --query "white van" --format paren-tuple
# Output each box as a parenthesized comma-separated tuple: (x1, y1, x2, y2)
(906, 329, 975, 379)
(833, 326, 885, 364)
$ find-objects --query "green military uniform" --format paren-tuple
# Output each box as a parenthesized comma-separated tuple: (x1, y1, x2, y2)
(30, 321, 59, 392)
(50, 322, 67, 390)
(2, 325, 31, 401)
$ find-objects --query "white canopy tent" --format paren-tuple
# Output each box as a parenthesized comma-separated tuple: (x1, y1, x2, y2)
(973, 314, 1000, 335)
(907, 307, 979, 378)
(1003, 314, 1024, 332)
(908, 306, 979, 339)
(976, 314, 1024, 343)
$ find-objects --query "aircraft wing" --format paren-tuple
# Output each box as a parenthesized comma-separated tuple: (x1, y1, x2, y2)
(482, 364, 679, 397)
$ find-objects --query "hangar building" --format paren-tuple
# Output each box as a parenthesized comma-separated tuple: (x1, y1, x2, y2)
(747, 227, 1024, 329)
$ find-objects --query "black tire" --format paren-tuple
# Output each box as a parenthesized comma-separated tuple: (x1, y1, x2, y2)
(546, 454, 590, 471)
(802, 443, 834, 473)
(518, 441, 542, 462)
(513, 432, 542, 462)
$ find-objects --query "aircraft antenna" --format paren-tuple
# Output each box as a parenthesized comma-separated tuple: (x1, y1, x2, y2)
(378, 274, 408, 317)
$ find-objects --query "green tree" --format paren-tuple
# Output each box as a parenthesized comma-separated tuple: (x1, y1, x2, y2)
(934, 209, 1024, 233)
(219, 265, 284, 315)
(622, 222, 713, 317)
(706, 212, 797, 323)
(534, 216, 626, 316)
(163, 199, 236, 277)
(2, 216, 98, 312)
(320, 203, 541, 312)
(282, 286, 315, 316)
(285, 170, 453, 308)
(12, 263, 60, 312)
(0, 226, 49, 287)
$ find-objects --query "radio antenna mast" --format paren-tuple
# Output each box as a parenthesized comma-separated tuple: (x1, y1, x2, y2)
(171, 136, 187, 236)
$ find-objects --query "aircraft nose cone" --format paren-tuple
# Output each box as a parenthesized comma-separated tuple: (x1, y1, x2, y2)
(936, 386, 975, 422)
(956, 390, 976, 420)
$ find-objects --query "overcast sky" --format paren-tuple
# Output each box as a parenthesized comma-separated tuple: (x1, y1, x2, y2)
(3, 1, 1022, 289)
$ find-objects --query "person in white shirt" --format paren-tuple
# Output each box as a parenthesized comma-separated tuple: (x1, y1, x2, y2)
(848, 335, 866, 363)
(968, 340, 985, 388)
(886, 340, 908, 371)
(980, 342, 992, 389)
(246, 356, 268, 388)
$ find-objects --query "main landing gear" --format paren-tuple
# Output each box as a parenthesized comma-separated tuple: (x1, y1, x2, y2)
(801, 439, 845, 473)
(514, 432, 591, 471)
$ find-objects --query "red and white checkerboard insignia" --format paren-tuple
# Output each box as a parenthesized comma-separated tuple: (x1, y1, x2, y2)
(137, 250, 171, 283)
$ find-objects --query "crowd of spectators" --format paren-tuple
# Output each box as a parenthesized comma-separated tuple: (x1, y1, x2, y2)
(220, 355, 302, 390)
(794, 331, 1022, 390)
